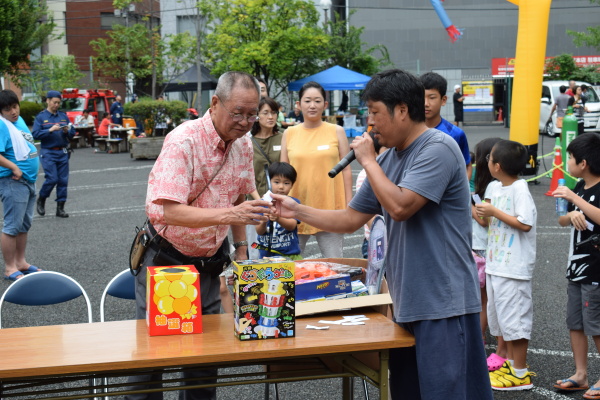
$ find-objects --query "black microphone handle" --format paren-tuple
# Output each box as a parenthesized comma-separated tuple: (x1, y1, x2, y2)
(328, 130, 381, 178)
(328, 150, 355, 178)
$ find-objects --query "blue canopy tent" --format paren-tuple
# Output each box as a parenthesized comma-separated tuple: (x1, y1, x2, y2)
(287, 65, 371, 91)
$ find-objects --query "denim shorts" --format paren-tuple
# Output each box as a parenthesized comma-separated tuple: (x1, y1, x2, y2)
(0, 177, 36, 235)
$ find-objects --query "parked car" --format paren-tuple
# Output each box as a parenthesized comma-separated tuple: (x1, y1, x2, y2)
(539, 81, 600, 137)
(60, 88, 117, 129)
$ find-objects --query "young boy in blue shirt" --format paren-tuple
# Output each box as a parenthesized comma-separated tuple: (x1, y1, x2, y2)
(420, 72, 471, 178)
(552, 133, 600, 398)
(255, 162, 302, 260)
(476, 139, 537, 391)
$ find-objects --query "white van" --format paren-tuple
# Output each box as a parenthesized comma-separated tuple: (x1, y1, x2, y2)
(539, 80, 600, 137)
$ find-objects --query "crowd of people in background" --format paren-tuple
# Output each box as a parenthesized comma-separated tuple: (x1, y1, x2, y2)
(2, 69, 600, 400)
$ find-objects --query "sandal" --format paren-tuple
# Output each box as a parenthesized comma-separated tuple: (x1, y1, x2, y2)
(487, 353, 507, 372)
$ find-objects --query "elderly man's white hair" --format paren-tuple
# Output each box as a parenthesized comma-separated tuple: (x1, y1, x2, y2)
(215, 71, 260, 102)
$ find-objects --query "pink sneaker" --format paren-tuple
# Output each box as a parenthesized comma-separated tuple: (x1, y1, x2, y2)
(487, 353, 508, 372)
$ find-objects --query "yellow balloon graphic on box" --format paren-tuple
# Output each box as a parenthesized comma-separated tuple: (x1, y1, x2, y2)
(186, 285, 198, 301)
(154, 280, 170, 297)
(157, 295, 174, 314)
(169, 280, 188, 299)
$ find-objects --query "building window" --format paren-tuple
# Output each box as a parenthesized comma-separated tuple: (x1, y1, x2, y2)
(177, 15, 199, 35)
(100, 12, 125, 30)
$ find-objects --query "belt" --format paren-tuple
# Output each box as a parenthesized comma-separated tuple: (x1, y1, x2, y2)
(147, 223, 230, 276)
(49, 147, 66, 150)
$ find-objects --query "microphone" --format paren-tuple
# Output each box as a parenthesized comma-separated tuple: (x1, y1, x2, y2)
(328, 128, 381, 178)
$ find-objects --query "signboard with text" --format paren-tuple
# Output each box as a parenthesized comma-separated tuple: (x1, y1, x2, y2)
(492, 55, 600, 77)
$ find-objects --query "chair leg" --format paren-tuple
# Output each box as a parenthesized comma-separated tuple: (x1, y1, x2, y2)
(274, 382, 280, 400)
(264, 382, 270, 400)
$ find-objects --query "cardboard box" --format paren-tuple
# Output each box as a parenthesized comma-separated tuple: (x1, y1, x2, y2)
(146, 265, 202, 336)
(296, 274, 352, 301)
(295, 258, 393, 317)
(233, 257, 295, 340)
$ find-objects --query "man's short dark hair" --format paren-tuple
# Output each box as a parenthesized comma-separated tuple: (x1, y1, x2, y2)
(559, 85, 567, 94)
(567, 132, 600, 176)
(420, 72, 447, 97)
(268, 162, 297, 185)
(362, 69, 425, 123)
(0, 90, 20, 110)
(491, 140, 528, 176)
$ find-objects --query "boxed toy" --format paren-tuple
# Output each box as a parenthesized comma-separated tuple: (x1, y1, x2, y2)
(233, 257, 295, 340)
(296, 274, 352, 301)
(146, 265, 202, 336)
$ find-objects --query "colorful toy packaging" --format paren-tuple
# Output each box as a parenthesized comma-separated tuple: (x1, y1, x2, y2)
(233, 257, 295, 341)
(146, 265, 202, 336)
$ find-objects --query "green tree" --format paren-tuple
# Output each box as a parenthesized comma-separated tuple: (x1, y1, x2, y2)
(17, 55, 85, 96)
(544, 53, 600, 84)
(90, 24, 155, 88)
(0, 0, 57, 85)
(203, 0, 330, 98)
(567, 0, 600, 50)
(325, 11, 391, 77)
(160, 31, 198, 93)
(544, 53, 578, 80)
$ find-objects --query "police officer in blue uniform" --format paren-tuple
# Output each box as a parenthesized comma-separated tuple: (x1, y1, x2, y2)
(110, 95, 124, 125)
(32, 90, 75, 218)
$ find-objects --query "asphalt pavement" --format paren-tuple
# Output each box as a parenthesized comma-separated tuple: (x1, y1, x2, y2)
(0, 124, 591, 400)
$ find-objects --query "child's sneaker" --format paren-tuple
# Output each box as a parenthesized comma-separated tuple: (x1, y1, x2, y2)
(489, 360, 512, 378)
(489, 362, 535, 391)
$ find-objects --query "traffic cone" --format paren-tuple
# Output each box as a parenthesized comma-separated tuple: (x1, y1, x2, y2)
(545, 137, 564, 196)
(496, 107, 503, 122)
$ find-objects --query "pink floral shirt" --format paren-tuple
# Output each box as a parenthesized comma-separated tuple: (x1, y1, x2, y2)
(146, 110, 255, 257)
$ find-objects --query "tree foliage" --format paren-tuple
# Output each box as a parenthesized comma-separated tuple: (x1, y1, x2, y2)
(544, 54, 578, 80)
(90, 24, 197, 95)
(325, 11, 391, 77)
(545, 53, 600, 84)
(16, 55, 85, 96)
(567, 0, 600, 51)
(124, 98, 188, 135)
(90, 24, 155, 88)
(0, 0, 57, 82)
(203, 0, 330, 98)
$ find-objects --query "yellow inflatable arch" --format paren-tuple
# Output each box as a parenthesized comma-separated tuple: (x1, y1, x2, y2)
(507, 0, 552, 150)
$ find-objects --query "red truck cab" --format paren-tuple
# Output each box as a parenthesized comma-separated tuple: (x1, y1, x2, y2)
(60, 88, 117, 129)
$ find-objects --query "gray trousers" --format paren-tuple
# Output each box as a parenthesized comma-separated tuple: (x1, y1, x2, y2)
(125, 245, 222, 400)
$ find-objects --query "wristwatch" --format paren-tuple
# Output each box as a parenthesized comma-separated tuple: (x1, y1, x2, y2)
(233, 241, 248, 249)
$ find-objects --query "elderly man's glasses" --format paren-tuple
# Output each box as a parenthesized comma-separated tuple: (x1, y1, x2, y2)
(217, 95, 259, 123)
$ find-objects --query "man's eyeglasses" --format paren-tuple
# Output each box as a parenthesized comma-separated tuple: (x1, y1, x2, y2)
(217, 95, 259, 123)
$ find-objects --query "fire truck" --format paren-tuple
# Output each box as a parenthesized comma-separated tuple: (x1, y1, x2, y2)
(59, 88, 117, 129)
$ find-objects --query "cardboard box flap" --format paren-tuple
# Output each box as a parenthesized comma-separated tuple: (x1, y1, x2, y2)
(296, 293, 392, 317)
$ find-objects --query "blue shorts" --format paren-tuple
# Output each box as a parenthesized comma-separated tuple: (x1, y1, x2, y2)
(390, 313, 493, 400)
(0, 177, 36, 236)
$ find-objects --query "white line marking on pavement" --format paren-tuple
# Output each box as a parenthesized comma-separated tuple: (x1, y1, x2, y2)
(69, 181, 148, 191)
(531, 387, 573, 399)
(70, 165, 153, 174)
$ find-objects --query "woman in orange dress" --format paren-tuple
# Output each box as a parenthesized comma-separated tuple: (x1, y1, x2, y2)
(280, 81, 352, 257)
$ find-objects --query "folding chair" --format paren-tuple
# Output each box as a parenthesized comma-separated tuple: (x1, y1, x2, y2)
(0, 271, 92, 328)
(98, 269, 136, 399)
(99, 269, 136, 322)
(0, 271, 95, 397)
